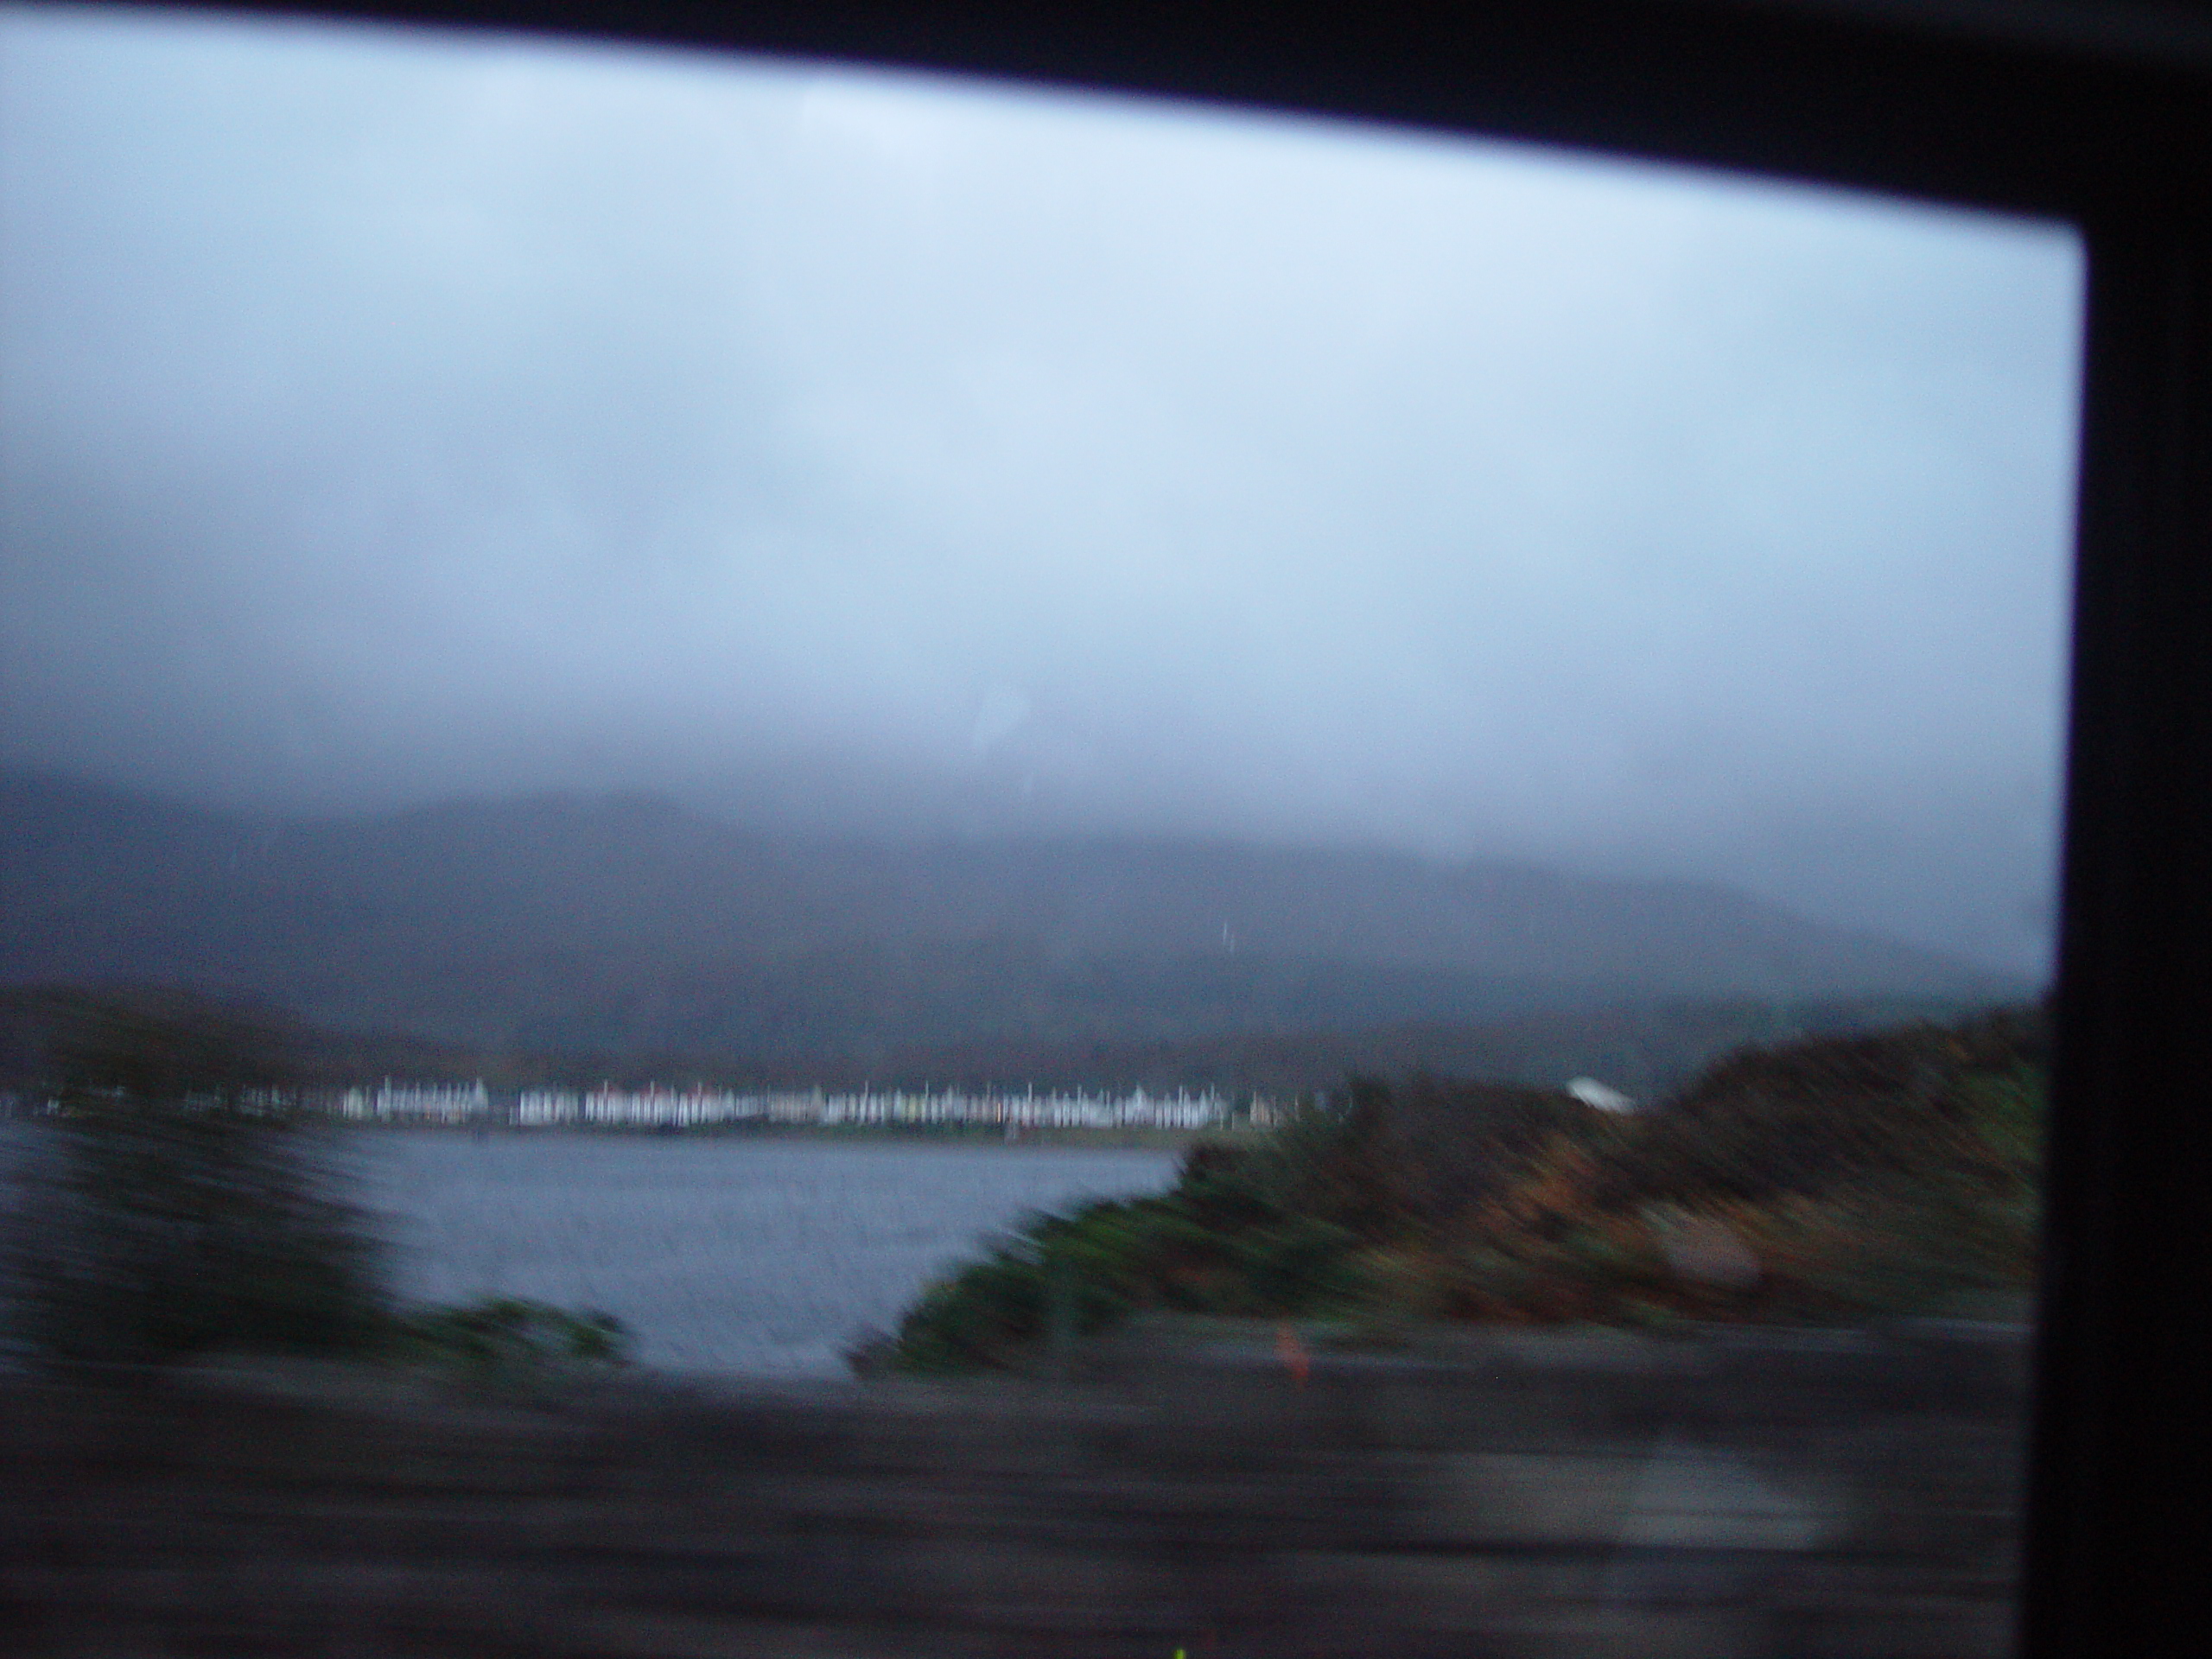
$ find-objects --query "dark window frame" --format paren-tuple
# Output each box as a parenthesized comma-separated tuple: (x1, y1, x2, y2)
(51, 3, 2212, 1650)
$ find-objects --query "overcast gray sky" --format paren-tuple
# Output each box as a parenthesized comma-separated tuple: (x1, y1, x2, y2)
(0, 4, 2082, 975)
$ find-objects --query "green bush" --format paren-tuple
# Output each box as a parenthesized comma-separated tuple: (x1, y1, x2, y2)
(3, 993, 632, 1378)
(873, 1117, 1378, 1373)
(6, 1099, 391, 1369)
(1225, 1217, 1366, 1311)
(1, 995, 387, 1370)
(393, 1297, 633, 1375)
(869, 1007, 2050, 1371)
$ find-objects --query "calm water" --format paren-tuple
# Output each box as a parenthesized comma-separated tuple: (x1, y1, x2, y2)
(351, 1133, 1179, 1376)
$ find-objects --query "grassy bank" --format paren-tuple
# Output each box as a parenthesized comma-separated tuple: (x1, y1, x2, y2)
(865, 1005, 2046, 1375)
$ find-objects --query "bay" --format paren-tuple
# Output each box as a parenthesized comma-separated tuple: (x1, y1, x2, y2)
(353, 1133, 1179, 1376)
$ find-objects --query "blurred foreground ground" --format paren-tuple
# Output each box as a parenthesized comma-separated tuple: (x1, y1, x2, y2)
(0, 1317, 2025, 1658)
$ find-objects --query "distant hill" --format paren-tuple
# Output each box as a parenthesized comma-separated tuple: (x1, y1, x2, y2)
(0, 770, 2030, 1067)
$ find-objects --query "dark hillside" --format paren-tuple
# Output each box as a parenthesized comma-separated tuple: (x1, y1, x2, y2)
(3, 770, 2029, 1063)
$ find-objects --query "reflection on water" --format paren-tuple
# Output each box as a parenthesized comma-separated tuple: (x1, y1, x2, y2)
(352, 1133, 1179, 1376)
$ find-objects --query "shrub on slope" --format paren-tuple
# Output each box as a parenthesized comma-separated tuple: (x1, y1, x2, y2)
(873, 1006, 2046, 1373)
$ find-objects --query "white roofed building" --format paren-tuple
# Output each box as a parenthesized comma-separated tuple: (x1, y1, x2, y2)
(1566, 1077, 1637, 1114)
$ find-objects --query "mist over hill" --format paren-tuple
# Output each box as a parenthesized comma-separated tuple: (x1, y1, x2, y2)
(1, 771, 2030, 1069)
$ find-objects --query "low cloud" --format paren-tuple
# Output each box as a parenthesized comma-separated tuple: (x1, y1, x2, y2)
(0, 7, 2082, 974)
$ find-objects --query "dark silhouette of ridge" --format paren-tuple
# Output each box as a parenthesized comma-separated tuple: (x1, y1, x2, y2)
(1, 769, 2029, 1065)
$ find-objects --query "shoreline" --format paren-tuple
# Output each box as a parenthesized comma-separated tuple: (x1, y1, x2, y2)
(327, 1120, 1259, 1152)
